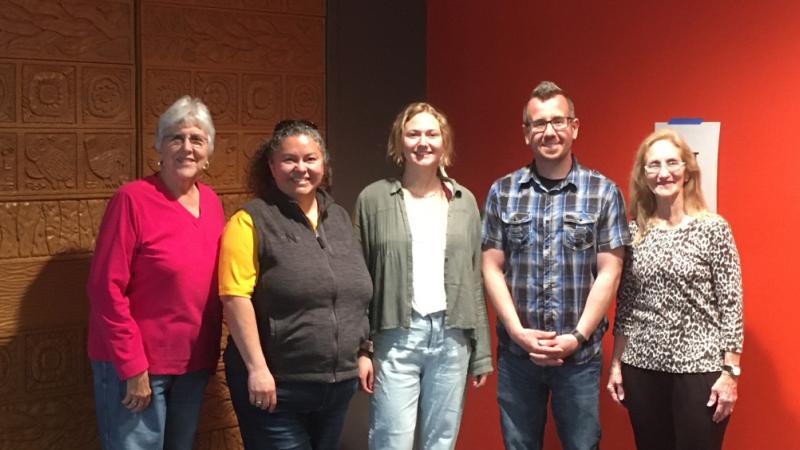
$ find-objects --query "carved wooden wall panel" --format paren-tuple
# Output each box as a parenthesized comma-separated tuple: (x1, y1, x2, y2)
(0, 0, 325, 447)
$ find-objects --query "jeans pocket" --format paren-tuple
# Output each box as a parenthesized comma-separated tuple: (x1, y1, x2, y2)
(563, 211, 597, 251)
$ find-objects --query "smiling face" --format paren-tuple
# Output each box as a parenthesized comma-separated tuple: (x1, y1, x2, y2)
(645, 139, 686, 201)
(523, 95, 579, 164)
(268, 134, 325, 202)
(401, 112, 443, 173)
(157, 122, 209, 182)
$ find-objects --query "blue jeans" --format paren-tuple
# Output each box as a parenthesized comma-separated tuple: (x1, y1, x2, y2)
(497, 346, 602, 450)
(224, 350, 358, 450)
(369, 311, 470, 450)
(91, 360, 210, 450)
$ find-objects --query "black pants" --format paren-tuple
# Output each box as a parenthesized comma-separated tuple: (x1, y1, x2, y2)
(621, 364, 730, 450)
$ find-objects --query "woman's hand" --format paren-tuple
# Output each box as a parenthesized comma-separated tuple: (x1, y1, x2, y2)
(123, 370, 152, 413)
(249, 369, 277, 412)
(358, 355, 374, 394)
(472, 373, 489, 388)
(707, 373, 737, 423)
(606, 364, 625, 405)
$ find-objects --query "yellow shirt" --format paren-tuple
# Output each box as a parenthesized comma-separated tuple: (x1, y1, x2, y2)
(218, 210, 259, 298)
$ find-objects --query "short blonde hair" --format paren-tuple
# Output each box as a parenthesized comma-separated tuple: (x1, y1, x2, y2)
(387, 102, 454, 169)
(629, 128, 707, 241)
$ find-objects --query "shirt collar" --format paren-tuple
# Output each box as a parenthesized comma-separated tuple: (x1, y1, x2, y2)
(519, 155, 581, 192)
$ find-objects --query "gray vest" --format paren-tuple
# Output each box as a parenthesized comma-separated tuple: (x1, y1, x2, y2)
(228, 190, 372, 383)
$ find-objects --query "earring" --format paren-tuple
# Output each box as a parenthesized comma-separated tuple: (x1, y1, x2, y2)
(157, 160, 162, 168)
(203, 161, 210, 170)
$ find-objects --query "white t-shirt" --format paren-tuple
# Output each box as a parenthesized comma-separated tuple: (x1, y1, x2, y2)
(403, 188, 449, 316)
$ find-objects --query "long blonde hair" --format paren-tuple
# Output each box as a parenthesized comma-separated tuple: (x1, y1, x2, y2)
(629, 128, 707, 242)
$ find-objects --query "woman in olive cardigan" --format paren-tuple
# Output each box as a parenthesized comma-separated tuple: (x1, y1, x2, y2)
(354, 102, 492, 450)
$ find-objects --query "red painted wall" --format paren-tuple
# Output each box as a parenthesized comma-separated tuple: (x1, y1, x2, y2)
(428, 1, 800, 449)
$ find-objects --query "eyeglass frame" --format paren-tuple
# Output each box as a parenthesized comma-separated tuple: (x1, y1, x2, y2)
(166, 132, 208, 151)
(643, 159, 687, 175)
(523, 116, 576, 133)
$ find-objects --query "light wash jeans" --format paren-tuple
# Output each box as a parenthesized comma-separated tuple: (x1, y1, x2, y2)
(369, 311, 470, 450)
(496, 346, 602, 450)
(91, 360, 210, 450)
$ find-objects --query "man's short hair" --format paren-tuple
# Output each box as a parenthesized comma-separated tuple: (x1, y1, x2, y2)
(522, 81, 575, 124)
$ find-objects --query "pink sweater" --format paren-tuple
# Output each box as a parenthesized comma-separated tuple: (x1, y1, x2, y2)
(87, 175, 225, 380)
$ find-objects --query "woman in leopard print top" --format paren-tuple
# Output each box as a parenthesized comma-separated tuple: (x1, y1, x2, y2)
(607, 128, 743, 450)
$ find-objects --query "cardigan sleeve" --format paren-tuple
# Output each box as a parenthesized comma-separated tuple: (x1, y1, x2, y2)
(86, 190, 148, 380)
(468, 195, 493, 376)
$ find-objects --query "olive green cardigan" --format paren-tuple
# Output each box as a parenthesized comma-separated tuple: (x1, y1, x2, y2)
(354, 178, 493, 376)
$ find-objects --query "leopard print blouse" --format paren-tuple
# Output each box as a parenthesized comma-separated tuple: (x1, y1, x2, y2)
(614, 214, 743, 373)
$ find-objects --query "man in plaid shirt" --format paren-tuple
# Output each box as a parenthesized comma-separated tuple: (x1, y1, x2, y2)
(481, 81, 630, 450)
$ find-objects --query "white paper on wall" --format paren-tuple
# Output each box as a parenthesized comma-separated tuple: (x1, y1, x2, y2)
(654, 120, 720, 212)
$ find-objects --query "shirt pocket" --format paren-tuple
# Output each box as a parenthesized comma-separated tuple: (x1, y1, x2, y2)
(563, 211, 597, 251)
(501, 212, 533, 250)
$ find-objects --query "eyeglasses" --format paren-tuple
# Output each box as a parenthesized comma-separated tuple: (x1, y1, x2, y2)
(524, 116, 575, 133)
(274, 119, 318, 134)
(167, 133, 208, 150)
(643, 160, 686, 175)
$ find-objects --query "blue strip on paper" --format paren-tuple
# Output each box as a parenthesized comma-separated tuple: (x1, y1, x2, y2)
(667, 118, 704, 125)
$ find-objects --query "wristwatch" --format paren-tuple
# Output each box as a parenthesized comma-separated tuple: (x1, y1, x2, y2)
(722, 364, 741, 377)
(570, 329, 587, 346)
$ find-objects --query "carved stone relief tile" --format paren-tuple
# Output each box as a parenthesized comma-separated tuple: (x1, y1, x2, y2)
(241, 132, 267, 185)
(287, 0, 325, 15)
(81, 66, 133, 125)
(82, 133, 133, 191)
(0, 133, 16, 193)
(220, 193, 251, 219)
(78, 198, 109, 251)
(242, 74, 282, 127)
(0, 0, 133, 63)
(143, 69, 192, 127)
(0, 202, 20, 258)
(286, 75, 324, 129)
(202, 133, 238, 190)
(22, 133, 77, 192)
(0, 391, 99, 449)
(0, 64, 15, 123)
(142, 134, 159, 177)
(15, 202, 49, 257)
(0, 335, 23, 397)
(142, 5, 324, 72)
(195, 72, 238, 126)
(42, 200, 81, 255)
(0, 199, 103, 259)
(22, 65, 76, 124)
(25, 329, 82, 392)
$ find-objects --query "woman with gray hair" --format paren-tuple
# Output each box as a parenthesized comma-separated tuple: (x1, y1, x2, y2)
(87, 96, 225, 448)
(218, 120, 372, 449)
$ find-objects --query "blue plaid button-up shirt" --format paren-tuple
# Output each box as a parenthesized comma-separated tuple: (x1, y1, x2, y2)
(482, 158, 631, 364)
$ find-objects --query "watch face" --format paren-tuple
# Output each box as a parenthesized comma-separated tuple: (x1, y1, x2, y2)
(724, 365, 741, 376)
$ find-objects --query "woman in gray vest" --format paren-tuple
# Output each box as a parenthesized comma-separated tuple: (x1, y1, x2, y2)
(354, 103, 493, 450)
(218, 120, 373, 449)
